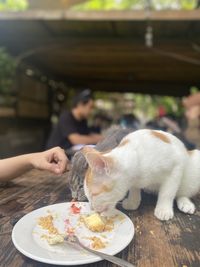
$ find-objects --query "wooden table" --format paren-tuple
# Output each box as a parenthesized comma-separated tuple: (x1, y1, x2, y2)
(0, 170, 199, 267)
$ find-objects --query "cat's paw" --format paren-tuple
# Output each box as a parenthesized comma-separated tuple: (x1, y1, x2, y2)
(154, 206, 174, 221)
(177, 197, 195, 214)
(122, 198, 140, 210)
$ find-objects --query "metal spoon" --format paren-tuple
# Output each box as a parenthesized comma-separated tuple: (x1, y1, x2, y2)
(64, 235, 135, 267)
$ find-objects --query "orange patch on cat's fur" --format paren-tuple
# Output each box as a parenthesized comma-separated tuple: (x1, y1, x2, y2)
(151, 131, 170, 144)
(118, 139, 129, 147)
(82, 146, 93, 154)
(188, 150, 195, 155)
(84, 154, 114, 196)
(100, 149, 112, 155)
(86, 168, 114, 196)
(92, 184, 114, 196)
(85, 167, 93, 187)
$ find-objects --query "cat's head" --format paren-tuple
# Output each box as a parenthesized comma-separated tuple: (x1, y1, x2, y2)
(82, 146, 126, 214)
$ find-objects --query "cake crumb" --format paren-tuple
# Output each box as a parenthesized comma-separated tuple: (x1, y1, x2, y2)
(38, 215, 59, 235)
(41, 234, 64, 245)
(89, 236, 106, 250)
(83, 213, 114, 232)
(150, 230, 154, 236)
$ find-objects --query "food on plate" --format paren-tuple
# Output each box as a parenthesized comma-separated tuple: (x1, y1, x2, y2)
(70, 203, 81, 214)
(38, 215, 59, 235)
(37, 204, 114, 250)
(39, 215, 65, 245)
(83, 213, 105, 232)
(104, 218, 114, 232)
(45, 234, 64, 245)
(82, 213, 112, 232)
(66, 226, 75, 236)
(89, 236, 106, 250)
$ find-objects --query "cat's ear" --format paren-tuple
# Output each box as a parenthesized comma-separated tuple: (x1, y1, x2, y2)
(82, 146, 112, 176)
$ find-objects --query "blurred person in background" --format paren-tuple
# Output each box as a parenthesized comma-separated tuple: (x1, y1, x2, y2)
(183, 92, 200, 148)
(46, 89, 102, 152)
(119, 113, 140, 130)
(90, 113, 112, 133)
(146, 106, 195, 150)
(183, 92, 200, 120)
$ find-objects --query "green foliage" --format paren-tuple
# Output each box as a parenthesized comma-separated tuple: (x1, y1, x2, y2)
(72, 0, 142, 10)
(177, 0, 197, 10)
(72, 0, 198, 10)
(0, 0, 28, 11)
(151, 0, 197, 9)
(86, 0, 140, 10)
(132, 94, 184, 120)
(0, 48, 16, 94)
(190, 86, 199, 94)
(94, 91, 184, 121)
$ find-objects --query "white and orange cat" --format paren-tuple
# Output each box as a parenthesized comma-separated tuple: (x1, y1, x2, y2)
(81, 129, 200, 221)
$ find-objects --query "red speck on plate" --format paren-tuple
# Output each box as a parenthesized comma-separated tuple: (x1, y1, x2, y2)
(70, 203, 81, 214)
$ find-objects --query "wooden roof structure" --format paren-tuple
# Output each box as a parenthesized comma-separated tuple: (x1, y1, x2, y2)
(0, 10, 200, 96)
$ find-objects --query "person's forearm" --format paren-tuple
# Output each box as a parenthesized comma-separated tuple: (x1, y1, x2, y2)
(0, 147, 68, 181)
(69, 135, 96, 145)
(68, 134, 102, 145)
(0, 154, 34, 181)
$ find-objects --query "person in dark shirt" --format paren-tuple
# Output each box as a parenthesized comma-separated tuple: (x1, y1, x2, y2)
(46, 90, 102, 150)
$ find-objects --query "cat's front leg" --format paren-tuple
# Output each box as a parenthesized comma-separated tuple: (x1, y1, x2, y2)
(154, 194, 175, 221)
(122, 187, 141, 210)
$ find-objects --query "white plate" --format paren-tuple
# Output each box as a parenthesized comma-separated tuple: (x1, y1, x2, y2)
(12, 202, 134, 265)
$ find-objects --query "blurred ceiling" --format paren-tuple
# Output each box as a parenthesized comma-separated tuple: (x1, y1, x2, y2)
(0, 10, 200, 96)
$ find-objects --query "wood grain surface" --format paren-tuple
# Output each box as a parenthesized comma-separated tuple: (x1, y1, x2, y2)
(0, 170, 199, 267)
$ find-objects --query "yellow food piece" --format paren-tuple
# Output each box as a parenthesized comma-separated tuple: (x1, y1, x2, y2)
(83, 213, 106, 232)
(41, 234, 64, 245)
(38, 215, 59, 235)
(104, 218, 114, 232)
(90, 236, 106, 250)
(46, 234, 64, 245)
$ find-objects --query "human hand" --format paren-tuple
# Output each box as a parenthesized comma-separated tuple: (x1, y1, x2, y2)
(30, 147, 69, 174)
(90, 134, 103, 143)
